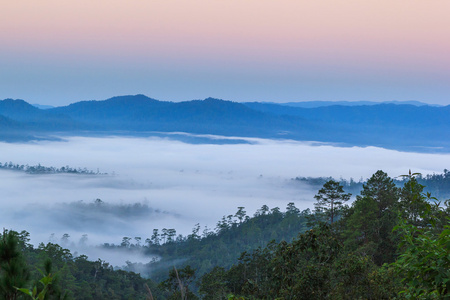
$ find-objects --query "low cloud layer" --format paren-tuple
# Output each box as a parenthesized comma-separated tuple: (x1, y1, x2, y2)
(1, 134, 449, 265)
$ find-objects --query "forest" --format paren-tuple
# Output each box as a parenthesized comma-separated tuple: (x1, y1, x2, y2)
(1, 170, 449, 299)
(0, 162, 105, 175)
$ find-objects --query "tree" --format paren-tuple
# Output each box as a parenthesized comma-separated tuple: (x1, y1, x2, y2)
(392, 216, 450, 298)
(161, 229, 168, 244)
(400, 174, 430, 226)
(254, 205, 269, 217)
(159, 266, 198, 300)
(60, 234, 70, 246)
(270, 207, 282, 216)
(314, 180, 351, 224)
(198, 266, 228, 299)
(22, 258, 70, 300)
(344, 170, 400, 264)
(151, 229, 160, 246)
(235, 207, 247, 224)
(121, 237, 131, 248)
(78, 234, 88, 247)
(202, 226, 213, 239)
(391, 175, 450, 298)
(0, 229, 30, 300)
(166, 229, 176, 243)
(286, 202, 300, 215)
(188, 224, 201, 240)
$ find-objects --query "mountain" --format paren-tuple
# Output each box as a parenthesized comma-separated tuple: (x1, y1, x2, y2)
(0, 114, 41, 142)
(244, 101, 450, 150)
(0, 95, 449, 152)
(0, 99, 44, 121)
(32, 103, 55, 110)
(49, 95, 310, 137)
(273, 100, 441, 108)
(0, 98, 83, 131)
(243, 102, 450, 127)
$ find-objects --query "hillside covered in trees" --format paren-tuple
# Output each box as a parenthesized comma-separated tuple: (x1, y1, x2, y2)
(1, 170, 449, 299)
(195, 171, 450, 299)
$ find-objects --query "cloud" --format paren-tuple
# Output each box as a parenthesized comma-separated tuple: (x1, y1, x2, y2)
(1, 134, 449, 265)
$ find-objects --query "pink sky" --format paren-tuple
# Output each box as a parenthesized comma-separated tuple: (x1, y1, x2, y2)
(1, 0, 449, 105)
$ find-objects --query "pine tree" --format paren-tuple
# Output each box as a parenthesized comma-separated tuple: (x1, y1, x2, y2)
(314, 180, 351, 224)
(0, 229, 30, 300)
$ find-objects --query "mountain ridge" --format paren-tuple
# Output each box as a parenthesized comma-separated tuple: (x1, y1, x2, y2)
(1, 95, 449, 152)
(275, 100, 441, 108)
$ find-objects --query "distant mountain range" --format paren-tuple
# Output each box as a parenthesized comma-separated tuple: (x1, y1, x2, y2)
(31, 103, 55, 110)
(1, 95, 449, 152)
(274, 100, 441, 108)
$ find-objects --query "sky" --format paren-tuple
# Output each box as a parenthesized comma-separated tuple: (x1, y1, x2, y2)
(1, 0, 449, 106)
(1, 135, 450, 265)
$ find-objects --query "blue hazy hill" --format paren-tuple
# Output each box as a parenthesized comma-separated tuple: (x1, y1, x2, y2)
(243, 102, 450, 151)
(0, 99, 44, 121)
(1, 95, 449, 152)
(49, 95, 312, 137)
(243, 102, 450, 127)
(0, 98, 84, 131)
(0, 114, 22, 129)
(275, 100, 440, 108)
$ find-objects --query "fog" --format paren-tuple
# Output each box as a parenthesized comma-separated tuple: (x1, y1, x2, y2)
(1, 134, 449, 265)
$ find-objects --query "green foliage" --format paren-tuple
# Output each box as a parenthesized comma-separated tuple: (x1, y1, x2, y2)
(270, 223, 342, 299)
(198, 266, 227, 300)
(198, 170, 449, 300)
(226, 295, 246, 300)
(17, 271, 54, 300)
(144, 204, 310, 282)
(314, 180, 351, 224)
(393, 218, 450, 298)
(0, 231, 163, 299)
(0, 229, 30, 300)
(343, 170, 400, 264)
(399, 175, 430, 227)
(3, 169, 450, 299)
(200, 222, 397, 299)
(159, 266, 198, 300)
(32, 258, 70, 300)
(391, 172, 450, 298)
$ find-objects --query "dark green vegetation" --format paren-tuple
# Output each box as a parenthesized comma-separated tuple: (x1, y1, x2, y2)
(126, 204, 311, 282)
(1, 95, 450, 152)
(0, 162, 106, 175)
(195, 170, 450, 299)
(0, 230, 162, 299)
(2, 170, 449, 299)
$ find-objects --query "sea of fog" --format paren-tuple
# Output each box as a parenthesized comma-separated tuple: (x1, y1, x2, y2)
(1, 134, 449, 266)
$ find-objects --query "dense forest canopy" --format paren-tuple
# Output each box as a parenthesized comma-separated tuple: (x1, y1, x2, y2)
(1, 169, 449, 299)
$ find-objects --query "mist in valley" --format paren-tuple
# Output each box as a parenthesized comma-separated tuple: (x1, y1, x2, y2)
(1, 134, 449, 266)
